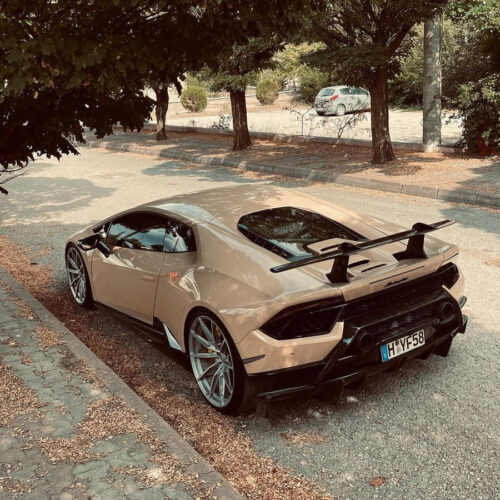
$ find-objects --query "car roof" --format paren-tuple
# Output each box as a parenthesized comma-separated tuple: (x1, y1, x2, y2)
(139, 184, 357, 230)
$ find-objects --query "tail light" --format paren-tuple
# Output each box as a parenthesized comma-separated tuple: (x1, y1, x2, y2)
(330, 94, 339, 101)
(260, 298, 344, 340)
(438, 263, 460, 289)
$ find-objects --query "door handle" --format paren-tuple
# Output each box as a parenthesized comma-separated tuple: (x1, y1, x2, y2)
(141, 275, 155, 282)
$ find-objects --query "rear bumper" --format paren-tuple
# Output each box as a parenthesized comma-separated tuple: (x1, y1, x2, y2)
(254, 296, 468, 405)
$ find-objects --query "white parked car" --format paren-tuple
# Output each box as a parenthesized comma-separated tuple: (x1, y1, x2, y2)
(314, 86, 371, 116)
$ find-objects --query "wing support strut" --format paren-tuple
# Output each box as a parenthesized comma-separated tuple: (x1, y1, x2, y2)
(270, 220, 455, 284)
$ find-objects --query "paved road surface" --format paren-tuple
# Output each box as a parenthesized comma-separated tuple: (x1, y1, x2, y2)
(1, 148, 498, 499)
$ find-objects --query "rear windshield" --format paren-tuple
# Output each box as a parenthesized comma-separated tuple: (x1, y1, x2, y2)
(237, 207, 364, 261)
(319, 88, 335, 96)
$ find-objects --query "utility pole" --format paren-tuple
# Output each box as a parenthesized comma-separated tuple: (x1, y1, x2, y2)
(423, 15, 442, 152)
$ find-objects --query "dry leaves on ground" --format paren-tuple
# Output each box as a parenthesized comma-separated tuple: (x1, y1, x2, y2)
(0, 234, 333, 500)
(0, 363, 42, 426)
(370, 476, 386, 487)
(280, 431, 325, 446)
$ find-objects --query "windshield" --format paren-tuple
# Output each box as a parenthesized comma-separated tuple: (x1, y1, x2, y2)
(238, 207, 364, 261)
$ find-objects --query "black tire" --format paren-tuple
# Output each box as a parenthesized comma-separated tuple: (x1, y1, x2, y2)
(316, 110, 325, 116)
(65, 243, 94, 308)
(187, 310, 258, 415)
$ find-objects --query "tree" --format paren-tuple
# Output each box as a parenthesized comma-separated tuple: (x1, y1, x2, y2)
(1, 0, 320, 176)
(0, 0, 169, 171)
(445, 0, 500, 154)
(209, 38, 282, 150)
(149, 78, 182, 140)
(307, 1, 449, 163)
(200, 2, 318, 150)
(422, 15, 442, 151)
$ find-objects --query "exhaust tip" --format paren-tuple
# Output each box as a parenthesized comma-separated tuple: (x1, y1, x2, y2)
(357, 331, 375, 353)
(436, 302, 455, 322)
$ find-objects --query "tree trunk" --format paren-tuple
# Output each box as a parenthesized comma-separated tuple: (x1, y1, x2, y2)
(370, 65, 395, 164)
(154, 84, 169, 140)
(229, 89, 251, 150)
(423, 14, 442, 151)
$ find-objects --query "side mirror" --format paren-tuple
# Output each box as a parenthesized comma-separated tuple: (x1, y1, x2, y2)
(77, 234, 99, 251)
(96, 240, 111, 258)
(77, 234, 111, 258)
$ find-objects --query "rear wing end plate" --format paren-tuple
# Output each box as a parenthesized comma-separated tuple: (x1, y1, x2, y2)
(270, 220, 455, 284)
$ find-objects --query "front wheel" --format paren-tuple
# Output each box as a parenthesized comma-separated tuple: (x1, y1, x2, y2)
(336, 104, 346, 116)
(188, 311, 255, 414)
(65, 244, 94, 308)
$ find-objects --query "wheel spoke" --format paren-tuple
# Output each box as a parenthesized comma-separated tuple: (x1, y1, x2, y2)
(198, 318, 216, 345)
(191, 330, 213, 350)
(224, 368, 233, 393)
(196, 361, 220, 381)
(77, 279, 84, 299)
(190, 351, 218, 359)
(218, 370, 226, 399)
(208, 365, 223, 399)
(67, 268, 78, 275)
(68, 254, 78, 269)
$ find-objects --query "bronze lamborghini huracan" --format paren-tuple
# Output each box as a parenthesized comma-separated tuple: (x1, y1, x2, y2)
(66, 185, 467, 413)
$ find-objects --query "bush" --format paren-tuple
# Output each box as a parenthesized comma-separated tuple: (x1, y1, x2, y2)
(452, 75, 499, 156)
(256, 78, 280, 105)
(180, 86, 207, 113)
(296, 66, 330, 104)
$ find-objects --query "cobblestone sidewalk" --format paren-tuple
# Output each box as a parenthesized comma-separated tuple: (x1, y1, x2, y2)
(0, 270, 240, 500)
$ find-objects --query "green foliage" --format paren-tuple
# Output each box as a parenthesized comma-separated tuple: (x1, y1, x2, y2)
(274, 43, 325, 83)
(296, 66, 330, 104)
(256, 78, 280, 105)
(1, 0, 317, 168)
(180, 86, 208, 112)
(451, 76, 499, 155)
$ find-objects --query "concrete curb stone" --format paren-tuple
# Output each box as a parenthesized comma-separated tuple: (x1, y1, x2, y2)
(142, 124, 460, 154)
(0, 265, 243, 500)
(82, 139, 500, 209)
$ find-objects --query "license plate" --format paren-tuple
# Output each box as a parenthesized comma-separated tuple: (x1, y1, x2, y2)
(381, 329, 425, 362)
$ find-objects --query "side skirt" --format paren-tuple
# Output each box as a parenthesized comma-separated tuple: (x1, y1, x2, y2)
(94, 302, 166, 346)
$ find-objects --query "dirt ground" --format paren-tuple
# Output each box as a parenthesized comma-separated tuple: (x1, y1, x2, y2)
(131, 129, 500, 195)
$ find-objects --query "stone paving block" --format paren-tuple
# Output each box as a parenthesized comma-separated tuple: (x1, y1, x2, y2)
(126, 487, 167, 500)
(18, 483, 52, 500)
(0, 269, 242, 500)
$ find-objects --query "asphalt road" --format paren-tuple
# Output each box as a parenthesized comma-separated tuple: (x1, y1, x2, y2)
(1, 148, 498, 499)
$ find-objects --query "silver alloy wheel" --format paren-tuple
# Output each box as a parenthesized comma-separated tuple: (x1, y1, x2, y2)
(188, 315, 235, 408)
(66, 247, 87, 305)
(336, 104, 346, 116)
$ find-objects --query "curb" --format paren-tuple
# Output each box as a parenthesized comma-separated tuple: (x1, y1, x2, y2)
(141, 124, 460, 154)
(83, 138, 500, 209)
(0, 265, 243, 500)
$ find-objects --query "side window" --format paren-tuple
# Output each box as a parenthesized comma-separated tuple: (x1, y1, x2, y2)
(106, 213, 166, 251)
(164, 218, 196, 253)
(340, 87, 349, 95)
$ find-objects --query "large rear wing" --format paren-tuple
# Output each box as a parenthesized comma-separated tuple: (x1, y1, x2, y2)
(270, 220, 455, 284)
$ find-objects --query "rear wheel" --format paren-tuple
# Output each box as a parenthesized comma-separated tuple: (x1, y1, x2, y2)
(188, 311, 256, 414)
(65, 244, 94, 308)
(336, 104, 346, 116)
